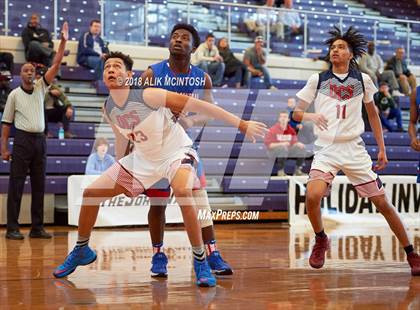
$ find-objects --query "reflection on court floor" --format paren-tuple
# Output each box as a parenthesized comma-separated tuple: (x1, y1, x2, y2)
(0, 224, 419, 308)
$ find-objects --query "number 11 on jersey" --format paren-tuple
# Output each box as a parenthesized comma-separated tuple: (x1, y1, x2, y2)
(336, 104, 347, 119)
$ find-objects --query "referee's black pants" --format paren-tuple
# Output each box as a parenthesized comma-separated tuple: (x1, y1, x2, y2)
(7, 129, 46, 232)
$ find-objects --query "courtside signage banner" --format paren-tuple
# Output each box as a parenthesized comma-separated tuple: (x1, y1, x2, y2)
(289, 176, 420, 227)
(68, 175, 183, 226)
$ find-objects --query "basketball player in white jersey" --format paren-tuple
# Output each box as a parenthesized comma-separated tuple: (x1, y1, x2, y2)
(293, 26, 420, 275)
(53, 52, 267, 287)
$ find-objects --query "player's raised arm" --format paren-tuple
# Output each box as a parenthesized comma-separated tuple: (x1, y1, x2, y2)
(44, 22, 68, 84)
(178, 73, 215, 129)
(142, 87, 267, 143)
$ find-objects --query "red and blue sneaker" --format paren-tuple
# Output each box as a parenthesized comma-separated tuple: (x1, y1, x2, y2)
(207, 251, 233, 276)
(53, 245, 97, 278)
(194, 259, 216, 287)
(151, 252, 168, 278)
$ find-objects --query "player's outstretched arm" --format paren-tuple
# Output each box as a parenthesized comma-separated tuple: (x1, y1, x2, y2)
(365, 100, 388, 170)
(409, 88, 420, 151)
(293, 99, 328, 131)
(45, 22, 68, 84)
(179, 73, 215, 128)
(142, 87, 268, 142)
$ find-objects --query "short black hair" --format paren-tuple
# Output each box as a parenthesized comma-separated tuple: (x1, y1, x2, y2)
(170, 23, 201, 49)
(90, 19, 101, 26)
(206, 33, 215, 40)
(325, 26, 367, 69)
(104, 51, 133, 71)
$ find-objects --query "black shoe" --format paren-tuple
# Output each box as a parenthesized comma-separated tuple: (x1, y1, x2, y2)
(29, 229, 52, 239)
(6, 230, 24, 240)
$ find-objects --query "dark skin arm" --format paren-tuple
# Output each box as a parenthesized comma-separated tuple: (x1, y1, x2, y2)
(1, 123, 11, 161)
(409, 88, 420, 151)
(365, 100, 388, 171)
(141, 69, 214, 128)
(44, 22, 68, 84)
(179, 73, 214, 129)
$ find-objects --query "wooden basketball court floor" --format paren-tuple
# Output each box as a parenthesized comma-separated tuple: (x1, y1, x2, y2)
(0, 223, 419, 309)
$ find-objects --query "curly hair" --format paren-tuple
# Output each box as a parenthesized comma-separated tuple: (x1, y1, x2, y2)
(325, 25, 367, 69)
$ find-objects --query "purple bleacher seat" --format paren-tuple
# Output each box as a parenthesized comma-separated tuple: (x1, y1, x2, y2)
(46, 156, 88, 173)
(0, 176, 68, 194)
(9, 76, 21, 89)
(367, 146, 419, 160)
(222, 177, 288, 193)
(203, 158, 311, 176)
(1, 138, 103, 156)
(243, 195, 288, 211)
(1, 157, 88, 174)
(196, 142, 239, 158)
(61, 66, 95, 81)
(46, 139, 96, 156)
(398, 96, 410, 110)
(376, 162, 418, 175)
(48, 122, 96, 139)
(362, 132, 411, 146)
(189, 127, 243, 142)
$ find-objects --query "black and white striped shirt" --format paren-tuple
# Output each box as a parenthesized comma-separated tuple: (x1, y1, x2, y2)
(1, 77, 49, 133)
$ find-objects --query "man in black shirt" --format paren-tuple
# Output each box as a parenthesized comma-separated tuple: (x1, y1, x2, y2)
(21, 14, 55, 67)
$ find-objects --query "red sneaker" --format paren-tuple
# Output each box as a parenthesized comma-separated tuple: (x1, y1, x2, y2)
(309, 236, 330, 269)
(407, 252, 420, 276)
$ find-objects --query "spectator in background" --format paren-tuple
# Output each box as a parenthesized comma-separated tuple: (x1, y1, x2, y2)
(359, 42, 402, 96)
(192, 33, 225, 86)
(374, 82, 404, 132)
(85, 138, 115, 175)
(385, 47, 417, 96)
(21, 14, 56, 67)
(0, 52, 14, 75)
(244, 1, 284, 40)
(264, 111, 306, 176)
(77, 20, 109, 81)
(243, 36, 275, 89)
(279, 0, 305, 42)
(37, 66, 75, 138)
(217, 38, 249, 88)
(0, 74, 11, 120)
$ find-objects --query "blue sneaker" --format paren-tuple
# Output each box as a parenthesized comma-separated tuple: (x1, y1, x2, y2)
(194, 259, 216, 287)
(151, 252, 168, 278)
(208, 251, 233, 276)
(53, 245, 97, 278)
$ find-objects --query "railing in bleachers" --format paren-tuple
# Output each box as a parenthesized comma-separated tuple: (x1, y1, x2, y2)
(1, 0, 420, 64)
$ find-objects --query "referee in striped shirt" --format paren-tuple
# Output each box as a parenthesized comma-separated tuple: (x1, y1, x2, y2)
(1, 23, 69, 240)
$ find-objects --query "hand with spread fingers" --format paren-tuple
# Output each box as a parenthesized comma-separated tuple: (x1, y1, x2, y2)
(239, 120, 268, 143)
